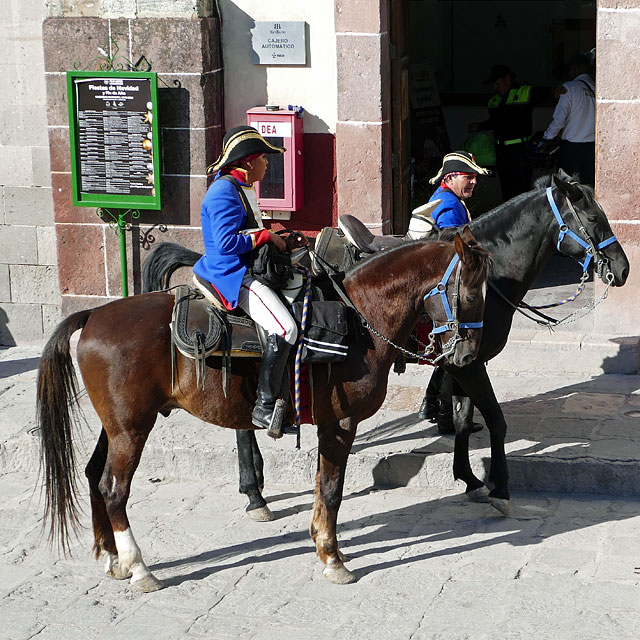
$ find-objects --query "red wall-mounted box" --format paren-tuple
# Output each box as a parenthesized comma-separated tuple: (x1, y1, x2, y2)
(247, 107, 303, 211)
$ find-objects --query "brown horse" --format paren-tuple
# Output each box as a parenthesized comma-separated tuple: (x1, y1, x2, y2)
(37, 227, 490, 590)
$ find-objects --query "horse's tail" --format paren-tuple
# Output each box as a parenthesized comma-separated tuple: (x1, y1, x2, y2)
(36, 308, 93, 553)
(142, 242, 202, 292)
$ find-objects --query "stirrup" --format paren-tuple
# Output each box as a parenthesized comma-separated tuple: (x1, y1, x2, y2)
(252, 398, 297, 439)
(266, 398, 286, 439)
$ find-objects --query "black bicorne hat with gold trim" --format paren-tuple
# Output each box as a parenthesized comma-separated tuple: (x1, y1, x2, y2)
(207, 125, 286, 174)
(429, 150, 490, 185)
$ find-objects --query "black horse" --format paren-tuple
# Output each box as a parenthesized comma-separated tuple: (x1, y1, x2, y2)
(143, 172, 629, 518)
(429, 173, 628, 513)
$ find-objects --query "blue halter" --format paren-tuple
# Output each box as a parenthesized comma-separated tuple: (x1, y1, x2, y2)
(545, 187, 618, 273)
(423, 254, 484, 336)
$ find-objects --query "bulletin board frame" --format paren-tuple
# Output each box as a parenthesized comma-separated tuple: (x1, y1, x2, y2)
(67, 70, 162, 210)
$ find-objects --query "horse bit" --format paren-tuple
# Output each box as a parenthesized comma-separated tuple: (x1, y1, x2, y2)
(361, 253, 483, 364)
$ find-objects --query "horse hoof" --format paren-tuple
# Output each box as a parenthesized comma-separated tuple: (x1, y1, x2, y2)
(489, 497, 510, 516)
(323, 565, 357, 584)
(106, 564, 132, 580)
(466, 486, 490, 503)
(337, 550, 349, 563)
(247, 505, 275, 522)
(131, 575, 164, 593)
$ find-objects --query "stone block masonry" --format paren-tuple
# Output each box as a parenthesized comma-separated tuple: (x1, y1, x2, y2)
(0, 0, 58, 345)
(42, 9, 224, 317)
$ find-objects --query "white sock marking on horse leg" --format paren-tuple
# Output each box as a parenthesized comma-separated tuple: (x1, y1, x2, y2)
(114, 528, 152, 582)
(103, 550, 117, 574)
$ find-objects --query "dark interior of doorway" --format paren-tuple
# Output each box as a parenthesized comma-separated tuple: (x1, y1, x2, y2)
(401, 0, 596, 218)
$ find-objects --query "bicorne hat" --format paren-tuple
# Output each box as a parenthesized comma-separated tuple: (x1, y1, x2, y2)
(207, 125, 285, 174)
(429, 151, 490, 185)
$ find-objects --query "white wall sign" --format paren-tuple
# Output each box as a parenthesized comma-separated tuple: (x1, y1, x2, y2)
(251, 21, 306, 65)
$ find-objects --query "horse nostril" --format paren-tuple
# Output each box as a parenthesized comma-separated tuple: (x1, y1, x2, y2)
(620, 267, 629, 284)
(460, 353, 474, 366)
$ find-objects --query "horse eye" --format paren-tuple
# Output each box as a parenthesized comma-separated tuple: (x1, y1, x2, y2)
(466, 295, 476, 304)
(586, 215, 598, 223)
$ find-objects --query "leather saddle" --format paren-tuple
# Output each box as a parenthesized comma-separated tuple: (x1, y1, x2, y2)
(334, 199, 441, 256)
(337, 214, 404, 253)
(172, 280, 265, 361)
(171, 271, 311, 393)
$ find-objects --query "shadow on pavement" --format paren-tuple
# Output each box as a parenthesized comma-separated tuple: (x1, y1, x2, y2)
(151, 488, 640, 586)
(0, 356, 41, 378)
(350, 368, 640, 496)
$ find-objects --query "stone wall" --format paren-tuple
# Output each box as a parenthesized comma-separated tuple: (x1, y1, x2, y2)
(42, 1, 223, 317)
(0, 0, 58, 344)
(593, 0, 640, 335)
(334, 0, 392, 233)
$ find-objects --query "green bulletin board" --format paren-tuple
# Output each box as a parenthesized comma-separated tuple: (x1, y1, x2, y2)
(67, 70, 161, 210)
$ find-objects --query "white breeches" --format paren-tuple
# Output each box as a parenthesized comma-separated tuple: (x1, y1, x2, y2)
(237, 273, 298, 345)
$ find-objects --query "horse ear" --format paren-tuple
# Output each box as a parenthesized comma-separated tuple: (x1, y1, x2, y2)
(460, 224, 476, 246)
(454, 231, 472, 265)
(553, 171, 582, 201)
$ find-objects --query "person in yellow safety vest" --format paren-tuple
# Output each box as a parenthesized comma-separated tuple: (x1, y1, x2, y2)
(468, 64, 535, 201)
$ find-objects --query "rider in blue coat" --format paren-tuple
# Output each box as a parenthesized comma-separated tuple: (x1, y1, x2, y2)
(193, 126, 299, 436)
(427, 151, 489, 229)
(421, 151, 489, 434)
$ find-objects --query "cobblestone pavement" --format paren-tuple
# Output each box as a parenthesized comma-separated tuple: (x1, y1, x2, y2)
(2, 341, 640, 639)
(2, 472, 640, 640)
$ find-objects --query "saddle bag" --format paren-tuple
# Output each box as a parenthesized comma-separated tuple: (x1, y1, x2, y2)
(311, 226, 361, 276)
(293, 300, 349, 364)
(250, 241, 294, 289)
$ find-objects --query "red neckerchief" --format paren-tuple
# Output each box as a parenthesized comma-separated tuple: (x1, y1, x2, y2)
(226, 167, 250, 184)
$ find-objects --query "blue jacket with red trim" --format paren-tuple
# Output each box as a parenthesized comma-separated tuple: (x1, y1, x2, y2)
(193, 174, 269, 308)
(428, 186, 469, 229)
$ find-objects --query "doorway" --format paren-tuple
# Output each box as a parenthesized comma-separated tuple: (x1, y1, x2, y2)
(389, 0, 596, 228)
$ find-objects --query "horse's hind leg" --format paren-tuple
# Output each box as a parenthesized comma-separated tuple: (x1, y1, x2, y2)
(236, 430, 274, 521)
(100, 420, 163, 592)
(85, 429, 127, 578)
(311, 419, 357, 584)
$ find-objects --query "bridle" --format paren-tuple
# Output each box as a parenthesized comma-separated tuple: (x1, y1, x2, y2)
(310, 246, 484, 364)
(546, 186, 618, 279)
(490, 186, 619, 328)
(422, 253, 484, 361)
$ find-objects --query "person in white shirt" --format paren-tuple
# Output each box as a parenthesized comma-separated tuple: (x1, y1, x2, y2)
(543, 53, 596, 185)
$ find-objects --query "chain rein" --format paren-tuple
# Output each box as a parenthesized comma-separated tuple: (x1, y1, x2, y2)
(359, 254, 481, 364)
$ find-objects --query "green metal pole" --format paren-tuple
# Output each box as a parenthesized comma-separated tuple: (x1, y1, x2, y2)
(117, 211, 129, 297)
(98, 207, 139, 298)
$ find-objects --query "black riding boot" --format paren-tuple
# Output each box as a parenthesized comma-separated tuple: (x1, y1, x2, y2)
(252, 334, 293, 438)
(276, 366, 299, 436)
(418, 367, 443, 421)
(436, 372, 455, 435)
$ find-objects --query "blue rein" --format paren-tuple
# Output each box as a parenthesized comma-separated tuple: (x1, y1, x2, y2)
(423, 254, 484, 335)
(545, 187, 618, 273)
